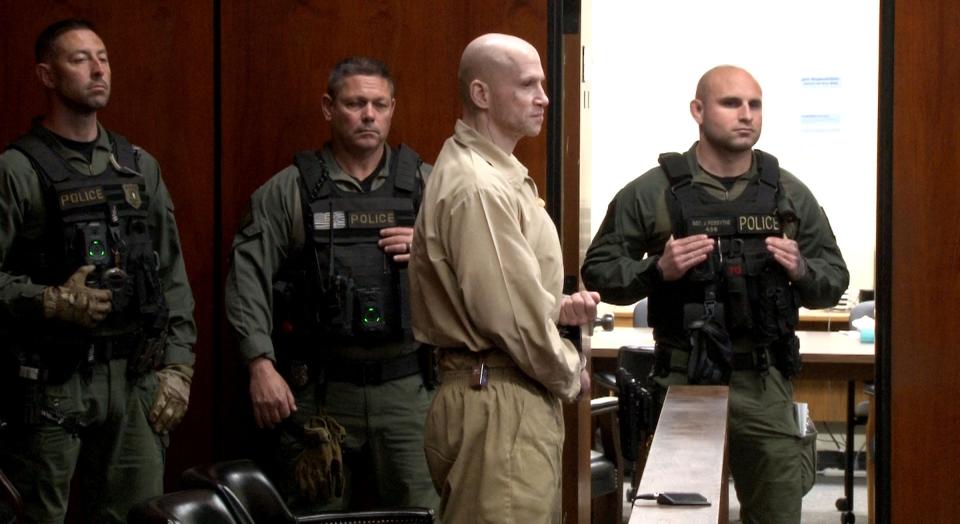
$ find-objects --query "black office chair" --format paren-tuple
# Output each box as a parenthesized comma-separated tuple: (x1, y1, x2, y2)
(181, 459, 435, 524)
(614, 345, 657, 500)
(590, 396, 622, 524)
(127, 489, 240, 524)
(835, 300, 875, 523)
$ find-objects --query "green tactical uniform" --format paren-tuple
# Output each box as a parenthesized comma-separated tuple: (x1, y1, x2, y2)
(582, 144, 849, 524)
(0, 122, 196, 524)
(225, 143, 439, 515)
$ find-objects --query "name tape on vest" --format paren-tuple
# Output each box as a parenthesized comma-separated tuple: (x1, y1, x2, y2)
(59, 186, 106, 210)
(313, 210, 398, 230)
(687, 214, 781, 236)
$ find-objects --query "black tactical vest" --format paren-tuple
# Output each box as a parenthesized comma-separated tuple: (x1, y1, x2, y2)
(648, 151, 800, 353)
(3, 129, 169, 349)
(279, 145, 422, 351)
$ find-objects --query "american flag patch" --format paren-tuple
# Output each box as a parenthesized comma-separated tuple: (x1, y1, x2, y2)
(314, 211, 347, 230)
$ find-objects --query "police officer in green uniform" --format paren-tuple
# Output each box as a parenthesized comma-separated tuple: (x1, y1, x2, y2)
(581, 65, 849, 524)
(225, 57, 439, 515)
(0, 19, 196, 524)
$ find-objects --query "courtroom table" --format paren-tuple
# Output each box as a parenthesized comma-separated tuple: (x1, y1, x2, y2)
(630, 385, 730, 524)
(587, 327, 874, 382)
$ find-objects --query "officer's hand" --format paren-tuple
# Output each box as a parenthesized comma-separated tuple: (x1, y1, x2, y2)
(249, 357, 297, 429)
(559, 290, 601, 326)
(378, 226, 414, 263)
(658, 235, 715, 281)
(766, 236, 808, 281)
(42, 265, 113, 327)
(149, 364, 193, 433)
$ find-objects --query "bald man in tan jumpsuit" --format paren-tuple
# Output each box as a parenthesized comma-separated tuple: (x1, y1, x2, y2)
(408, 34, 599, 524)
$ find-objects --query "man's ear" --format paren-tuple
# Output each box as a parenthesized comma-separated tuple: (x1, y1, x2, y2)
(36, 63, 55, 89)
(689, 99, 704, 125)
(469, 79, 490, 110)
(321, 94, 334, 121)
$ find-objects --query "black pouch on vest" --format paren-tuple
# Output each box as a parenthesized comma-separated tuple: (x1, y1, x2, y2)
(772, 334, 802, 378)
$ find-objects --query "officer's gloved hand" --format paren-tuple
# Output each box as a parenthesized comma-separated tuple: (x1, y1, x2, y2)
(149, 364, 193, 433)
(294, 414, 346, 503)
(42, 265, 112, 328)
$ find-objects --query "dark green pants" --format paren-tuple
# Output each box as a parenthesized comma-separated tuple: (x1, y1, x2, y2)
(0, 359, 166, 524)
(655, 364, 815, 524)
(268, 373, 439, 516)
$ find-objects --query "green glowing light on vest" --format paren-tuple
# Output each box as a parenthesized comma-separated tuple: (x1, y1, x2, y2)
(362, 306, 382, 325)
(88, 239, 106, 258)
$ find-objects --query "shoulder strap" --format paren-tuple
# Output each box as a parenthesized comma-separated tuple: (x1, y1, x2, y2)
(6, 133, 70, 184)
(658, 152, 692, 188)
(754, 149, 780, 206)
(658, 152, 694, 237)
(293, 150, 331, 203)
(107, 131, 138, 172)
(391, 144, 424, 211)
(391, 144, 421, 193)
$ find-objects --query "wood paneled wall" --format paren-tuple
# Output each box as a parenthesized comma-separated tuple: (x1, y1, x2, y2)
(220, 1, 549, 250)
(887, 0, 960, 520)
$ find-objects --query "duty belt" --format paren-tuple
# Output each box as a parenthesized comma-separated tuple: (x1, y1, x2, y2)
(731, 347, 774, 371)
(665, 346, 772, 372)
(85, 332, 142, 362)
(324, 351, 421, 386)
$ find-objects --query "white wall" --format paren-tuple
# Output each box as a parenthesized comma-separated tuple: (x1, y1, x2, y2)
(586, 0, 878, 293)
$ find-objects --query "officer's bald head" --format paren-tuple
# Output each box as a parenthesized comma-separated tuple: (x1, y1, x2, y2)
(695, 65, 761, 102)
(458, 33, 540, 110)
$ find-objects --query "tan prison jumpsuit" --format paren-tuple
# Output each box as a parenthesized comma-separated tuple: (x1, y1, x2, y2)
(409, 120, 582, 524)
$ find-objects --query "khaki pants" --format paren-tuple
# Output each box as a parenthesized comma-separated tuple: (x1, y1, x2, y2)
(425, 367, 564, 524)
(0, 359, 166, 524)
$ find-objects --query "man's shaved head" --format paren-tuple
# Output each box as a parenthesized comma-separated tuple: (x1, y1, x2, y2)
(458, 33, 539, 109)
(695, 65, 761, 101)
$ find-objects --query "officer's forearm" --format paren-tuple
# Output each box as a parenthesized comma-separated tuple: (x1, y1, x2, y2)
(0, 272, 46, 320)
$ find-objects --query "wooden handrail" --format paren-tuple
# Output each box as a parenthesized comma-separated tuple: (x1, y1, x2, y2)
(629, 385, 730, 524)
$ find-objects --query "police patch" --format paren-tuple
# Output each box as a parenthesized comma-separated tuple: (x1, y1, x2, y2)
(123, 184, 142, 209)
(58, 186, 106, 210)
(737, 214, 781, 235)
(348, 210, 396, 229)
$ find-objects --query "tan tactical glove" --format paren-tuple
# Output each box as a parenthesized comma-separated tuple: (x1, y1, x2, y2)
(149, 364, 193, 433)
(293, 414, 346, 503)
(42, 265, 112, 328)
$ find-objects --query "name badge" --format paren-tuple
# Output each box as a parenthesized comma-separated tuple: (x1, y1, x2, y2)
(687, 216, 736, 236)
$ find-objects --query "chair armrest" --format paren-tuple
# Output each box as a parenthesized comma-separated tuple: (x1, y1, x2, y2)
(591, 396, 619, 415)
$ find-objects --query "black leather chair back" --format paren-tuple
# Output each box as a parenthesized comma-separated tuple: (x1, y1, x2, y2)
(181, 459, 296, 524)
(182, 459, 435, 524)
(127, 489, 239, 524)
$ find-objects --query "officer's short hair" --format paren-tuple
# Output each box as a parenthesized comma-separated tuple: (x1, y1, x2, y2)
(327, 57, 395, 99)
(35, 18, 98, 63)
